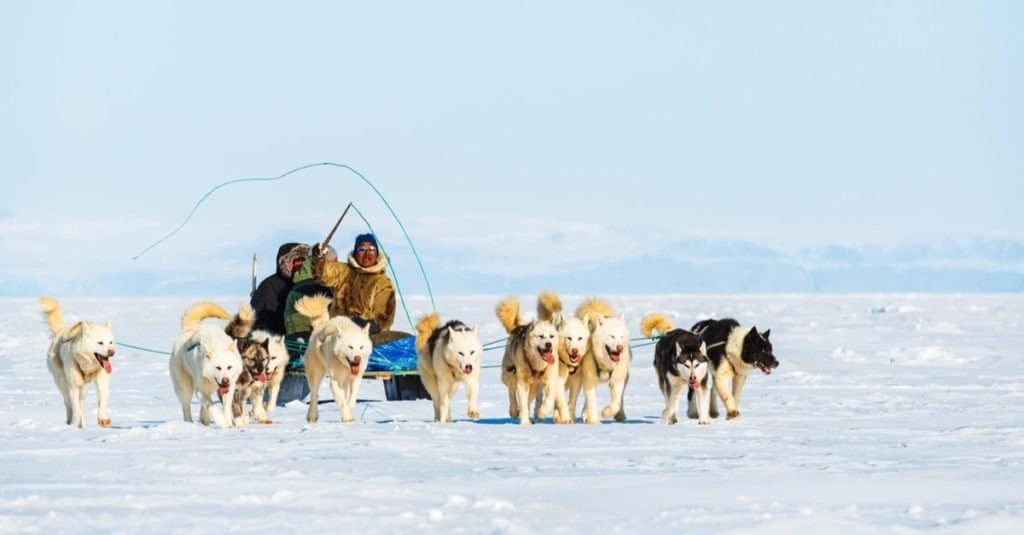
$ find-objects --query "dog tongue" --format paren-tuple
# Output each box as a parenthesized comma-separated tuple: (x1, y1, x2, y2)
(609, 353, 621, 362)
(542, 351, 554, 364)
(350, 365, 360, 375)
(102, 359, 112, 374)
(218, 385, 229, 397)
(255, 373, 268, 382)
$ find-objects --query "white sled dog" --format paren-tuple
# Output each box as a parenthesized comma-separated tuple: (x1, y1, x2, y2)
(39, 296, 116, 428)
(295, 295, 372, 423)
(566, 298, 631, 424)
(536, 291, 589, 424)
(642, 314, 713, 425)
(415, 313, 483, 423)
(169, 302, 244, 428)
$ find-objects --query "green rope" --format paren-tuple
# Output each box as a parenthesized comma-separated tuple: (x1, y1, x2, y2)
(116, 342, 171, 356)
(131, 161, 436, 312)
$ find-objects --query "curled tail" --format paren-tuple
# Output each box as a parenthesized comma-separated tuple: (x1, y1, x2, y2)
(225, 303, 256, 339)
(39, 296, 64, 337)
(576, 297, 615, 329)
(181, 302, 231, 332)
(536, 291, 564, 324)
(294, 295, 332, 330)
(415, 313, 441, 355)
(495, 297, 523, 334)
(641, 313, 675, 338)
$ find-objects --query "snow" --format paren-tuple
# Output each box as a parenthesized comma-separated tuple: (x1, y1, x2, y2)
(1, 295, 1022, 533)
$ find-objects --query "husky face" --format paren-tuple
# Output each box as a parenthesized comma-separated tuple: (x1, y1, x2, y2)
(252, 331, 288, 377)
(202, 341, 242, 398)
(742, 327, 779, 375)
(592, 315, 629, 366)
(239, 338, 271, 384)
(322, 322, 372, 375)
(528, 321, 559, 366)
(443, 326, 483, 375)
(77, 321, 116, 374)
(558, 317, 590, 367)
(676, 340, 709, 389)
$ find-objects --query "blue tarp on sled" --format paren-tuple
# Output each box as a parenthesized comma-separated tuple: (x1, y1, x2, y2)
(284, 335, 418, 375)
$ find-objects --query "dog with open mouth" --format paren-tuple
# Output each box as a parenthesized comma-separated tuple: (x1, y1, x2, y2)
(691, 318, 779, 420)
(642, 314, 714, 425)
(39, 296, 117, 428)
(415, 313, 483, 423)
(497, 296, 564, 425)
(295, 295, 372, 424)
(251, 330, 289, 415)
(566, 298, 632, 424)
(536, 291, 589, 424)
(222, 304, 285, 425)
(170, 302, 244, 428)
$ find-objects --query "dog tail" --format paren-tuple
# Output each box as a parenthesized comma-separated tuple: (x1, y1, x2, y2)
(39, 296, 64, 337)
(181, 302, 232, 332)
(225, 302, 256, 339)
(415, 313, 441, 355)
(495, 297, 523, 334)
(640, 313, 675, 338)
(576, 297, 615, 329)
(536, 291, 563, 324)
(294, 294, 332, 330)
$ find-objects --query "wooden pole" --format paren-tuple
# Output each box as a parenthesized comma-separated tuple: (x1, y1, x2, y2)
(320, 202, 353, 253)
(250, 253, 258, 296)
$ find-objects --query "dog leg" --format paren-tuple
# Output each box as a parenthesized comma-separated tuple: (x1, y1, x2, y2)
(265, 381, 280, 414)
(664, 384, 683, 425)
(602, 377, 625, 421)
(582, 385, 600, 424)
(567, 378, 581, 423)
(329, 377, 352, 423)
(465, 375, 480, 420)
(709, 388, 720, 419)
(553, 384, 571, 424)
(446, 380, 460, 423)
(434, 375, 452, 423)
(697, 388, 711, 425)
(515, 381, 532, 425)
(305, 363, 322, 424)
(348, 375, 363, 418)
(506, 380, 519, 420)
(199, 393, 211, 426)
(714, 366, 740, 420)
(251, 385, 271, 424)
(731, 373, 748, 414)
(214, 388, 234, 429)
(96, 371, 111, 428)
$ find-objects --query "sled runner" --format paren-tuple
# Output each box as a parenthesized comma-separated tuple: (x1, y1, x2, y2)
(276, 335, 430, 404)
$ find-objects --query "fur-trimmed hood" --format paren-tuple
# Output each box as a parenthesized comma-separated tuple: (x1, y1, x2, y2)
(346, 251, 389, 275)
(277, 243, 310, 279)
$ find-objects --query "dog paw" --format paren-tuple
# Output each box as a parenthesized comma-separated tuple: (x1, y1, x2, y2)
(342, 418, 355, 423)
(726, 410, 740, 420)
(698, 419, 710, 425)
(583, 414, 601, 425)
(98, 418, 112, 428)
(614, 412, 626, 423)
(468, 410, 480, 420)
(601, 406, 615, 419)
(257, 418, 273, 425)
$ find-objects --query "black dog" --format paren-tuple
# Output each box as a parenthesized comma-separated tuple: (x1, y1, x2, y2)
(691, 318, 779, 420)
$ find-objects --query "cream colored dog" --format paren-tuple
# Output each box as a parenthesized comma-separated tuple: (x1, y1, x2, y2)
(295, 295, 372, 424)
(253, 330, 289, 414)
(536, 291, 590, 424)
(416, 313, 483, 423)
(566, 298, 631, 424)
(169, 302, 243, 428)
(497, 296, 565, 425)
(39, 296, 116, 428)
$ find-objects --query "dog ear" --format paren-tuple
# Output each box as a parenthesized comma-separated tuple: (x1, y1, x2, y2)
(362, 323, 371, 335)
(261, 338, 270, 350)
(580, 313, 591, 330)
(675, 342, 683, 356)
(66, 321, 85, 341)
(762, 329, 771, 340)
(447, 326, 456, 337)
(700, 341, 707, 355)
(595, 315, 605, 328)
(103, 320, 112, 329)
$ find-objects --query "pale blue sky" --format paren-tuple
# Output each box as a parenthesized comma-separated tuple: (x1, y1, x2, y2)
(1, 1, 1022, 296)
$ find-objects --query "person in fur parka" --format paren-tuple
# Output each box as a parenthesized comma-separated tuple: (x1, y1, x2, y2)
(311, 233, 397, 341)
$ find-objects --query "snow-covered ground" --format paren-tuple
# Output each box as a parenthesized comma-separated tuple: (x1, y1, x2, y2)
(1, 295, 1021, 534)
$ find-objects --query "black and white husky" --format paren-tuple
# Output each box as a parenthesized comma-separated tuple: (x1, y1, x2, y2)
(642, 314, 713, 425)
(691, 318, 779, 420)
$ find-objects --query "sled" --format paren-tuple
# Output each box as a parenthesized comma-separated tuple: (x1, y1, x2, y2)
(276, 335, 430, 404)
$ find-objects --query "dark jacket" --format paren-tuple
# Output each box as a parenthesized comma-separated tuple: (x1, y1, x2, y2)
(250, 243, 309, 335)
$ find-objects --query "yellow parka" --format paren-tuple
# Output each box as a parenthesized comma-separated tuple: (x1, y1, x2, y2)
(312, 251, 396, 332)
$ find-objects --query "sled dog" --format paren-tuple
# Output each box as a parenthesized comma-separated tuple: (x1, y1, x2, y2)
(252, 330, 289, 413)
(691, 318, 779, 420)
(222, 304, 284, 425)
(566, 298, 631, 424)
(296, 295, 372, 423)
(642, 314, 713, 425)
(497, 296, 565, 425)
(169, 302, 244, 428)
(536, 291, 589, 424)
(39, 296, 116, 428)
(415, 313, 483, 422)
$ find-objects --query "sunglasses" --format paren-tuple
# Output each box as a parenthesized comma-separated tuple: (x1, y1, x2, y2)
(356, 246, 378, 254)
